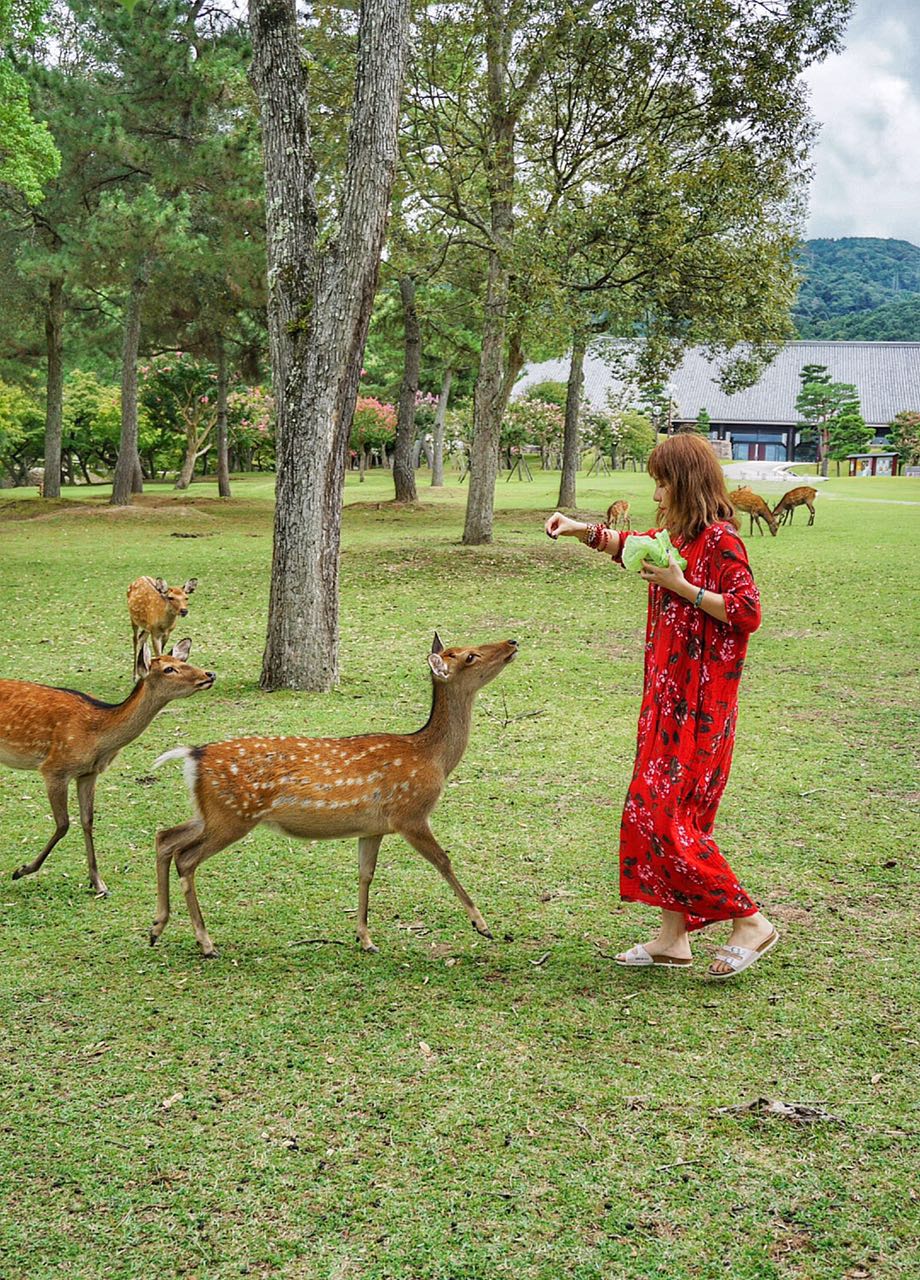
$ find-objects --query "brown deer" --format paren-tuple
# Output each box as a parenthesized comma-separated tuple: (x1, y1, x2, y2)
(728, 487, 779, 537)
(605, 499, 631, 530)
(150, 634, 518, 958)
(772, 486, 817, 527)
(127, 576, 199, 676)
(1, 640, 215, 896)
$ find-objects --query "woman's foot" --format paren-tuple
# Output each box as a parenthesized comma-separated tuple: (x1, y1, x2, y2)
(615, 934, 693, 965)
(708, 912, 778, 977)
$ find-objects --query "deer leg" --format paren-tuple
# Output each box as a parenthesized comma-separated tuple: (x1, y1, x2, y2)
(171, 819, 253, 957)
(398, 822, 492, 939)
(75, 773, 107, 896)
(12, 774, 70, 880)
(807, 502, 815, 525)
(132, 624, 141, 676)
(150, 819, 203, 945)
(356, 835, 383, 953)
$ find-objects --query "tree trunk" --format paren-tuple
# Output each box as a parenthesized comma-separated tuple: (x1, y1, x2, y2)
(431, 366, 452, 487)
(42, 276, 65, 499)
(111, 261, 151, 506)
(250, 0, 409, 691)
(463, 10, 516, 545)
(174, 427, 199, 490)
(558, 331, 586, 508)
(393, 274, 420, 502)
(216, 335, 231, 497)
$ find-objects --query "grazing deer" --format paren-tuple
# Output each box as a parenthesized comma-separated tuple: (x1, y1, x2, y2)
(772, 486, 817, 527)
(605, 499, 631, 530)
(728, 487, 779, 537)
(1, 640, 215, 896)
(150, 634, 518, 958)
(127, 576, 199, 676)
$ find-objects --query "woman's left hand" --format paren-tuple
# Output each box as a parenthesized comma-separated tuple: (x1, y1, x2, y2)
(640, 552, 688, 595)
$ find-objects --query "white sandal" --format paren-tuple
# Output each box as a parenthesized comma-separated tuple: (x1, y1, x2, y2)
(707, 930, 780, 980)
(614, 943, 693, 969)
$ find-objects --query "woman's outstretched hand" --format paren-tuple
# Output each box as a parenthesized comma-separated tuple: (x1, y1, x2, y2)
(545, 512, 585, 540)
(640, 552, 689, 596)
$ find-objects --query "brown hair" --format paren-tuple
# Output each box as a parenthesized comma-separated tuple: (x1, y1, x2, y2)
(647, 433, 739, 542)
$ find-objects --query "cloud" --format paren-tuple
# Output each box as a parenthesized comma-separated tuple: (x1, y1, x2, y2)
(804, 4, 920, 243)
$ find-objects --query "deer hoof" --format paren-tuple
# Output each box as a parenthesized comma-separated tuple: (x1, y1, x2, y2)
(359, 939, 379, 954)
(93, 885, 109, 899)
(11, 865, 27, 880)
(473, 922, 494, 940)
(201, 948, 220, 960)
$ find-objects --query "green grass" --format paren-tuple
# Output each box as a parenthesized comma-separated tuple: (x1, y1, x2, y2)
(0, 467, 918, 1279)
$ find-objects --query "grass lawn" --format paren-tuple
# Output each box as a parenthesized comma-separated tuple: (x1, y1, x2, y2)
(0, 466, 918, 1279)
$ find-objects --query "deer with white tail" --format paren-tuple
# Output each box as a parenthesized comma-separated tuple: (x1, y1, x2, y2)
(150, 634, 518, 958)
(1, 640, 215, 896)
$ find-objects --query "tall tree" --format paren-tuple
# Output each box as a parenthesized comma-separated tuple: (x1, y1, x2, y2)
(407, 0, 853, 542)
(249, 0, 410, 691)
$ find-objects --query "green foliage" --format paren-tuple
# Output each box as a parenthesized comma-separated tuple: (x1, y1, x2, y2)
(888, 410, 920, 466)
(827, 410, 872, 462)
(794, 236, 920, 337)
(615, 410, 656, 464)
(0, 375, 40, 460)
(524, 381, 568, 411)
(695, 407, 711, 435)
(0, 0, 59, 202)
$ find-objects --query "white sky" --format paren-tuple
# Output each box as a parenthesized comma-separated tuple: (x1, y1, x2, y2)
(804, 0, 920, 242)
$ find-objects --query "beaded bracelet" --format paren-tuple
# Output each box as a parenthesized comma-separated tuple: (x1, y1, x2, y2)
(585, 523, 610, 553)
(692, 586, 706, 608)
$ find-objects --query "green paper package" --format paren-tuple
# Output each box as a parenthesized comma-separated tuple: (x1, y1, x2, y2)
(621, 529, 687, 574)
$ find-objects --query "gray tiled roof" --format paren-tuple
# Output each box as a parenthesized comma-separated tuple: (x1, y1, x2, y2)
(516, 341, 920, 427)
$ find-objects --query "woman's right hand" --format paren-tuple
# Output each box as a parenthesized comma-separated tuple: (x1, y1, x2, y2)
(545, 512, 585, 540)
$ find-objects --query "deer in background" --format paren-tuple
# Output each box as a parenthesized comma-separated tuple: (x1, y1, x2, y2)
(605, 499, 631, 531)
(728, 487, 779, 537)
(1, 641, 215, 896)
(151, 634, 518, 958)
(128, 576, 198, 677)
(772, 486, 817, 527)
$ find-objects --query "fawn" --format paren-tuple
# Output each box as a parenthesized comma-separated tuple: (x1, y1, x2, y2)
(150, 635, 518, 957)
(728, 487, 779, 537)
(605, 500, 631, 530)
(1, 640, 215, 896)
(772, 486, 817, 527)
(128, 576, 199, 676)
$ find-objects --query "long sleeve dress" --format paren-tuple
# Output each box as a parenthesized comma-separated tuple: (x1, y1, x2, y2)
(616, 520, 762, 931)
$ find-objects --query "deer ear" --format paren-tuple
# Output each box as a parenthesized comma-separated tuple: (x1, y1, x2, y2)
(153, 578, 169, 597)
(431, 631, 444, 655)
(182, 578, 198, 595)
(137, 643, 152, 677)
(171, 637, 192, 662)
(427, 652, 450, 681)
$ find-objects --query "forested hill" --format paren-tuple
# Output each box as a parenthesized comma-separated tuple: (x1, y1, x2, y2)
(794, 237, 920, 338)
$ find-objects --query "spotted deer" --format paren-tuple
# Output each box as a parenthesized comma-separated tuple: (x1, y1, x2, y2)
(772, 486, 817, 527)
(150, 634, 518, 958)
(127, 576, 199, 677)
(605, 499, 631, 530)
(728, 487, 779, 537)
(1, 641, 215, 896)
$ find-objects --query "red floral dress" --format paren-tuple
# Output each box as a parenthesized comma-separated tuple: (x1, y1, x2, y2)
(616, 521, 761, 931)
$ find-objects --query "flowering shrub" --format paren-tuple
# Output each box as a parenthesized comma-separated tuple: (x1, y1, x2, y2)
(350, 397, 397, 452)
(227, 384, 274, 468)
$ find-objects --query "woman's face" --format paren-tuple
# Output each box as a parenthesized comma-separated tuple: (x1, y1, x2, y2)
(653, 480, 670, 510)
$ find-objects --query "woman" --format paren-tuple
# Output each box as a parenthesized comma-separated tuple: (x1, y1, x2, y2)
(545, 434, 778, 978)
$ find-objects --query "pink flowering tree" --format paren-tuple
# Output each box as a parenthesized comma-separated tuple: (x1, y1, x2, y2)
(227, 384, 275, 471)
(349, 397, 397, 481)
(139, 353, 219, 490)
